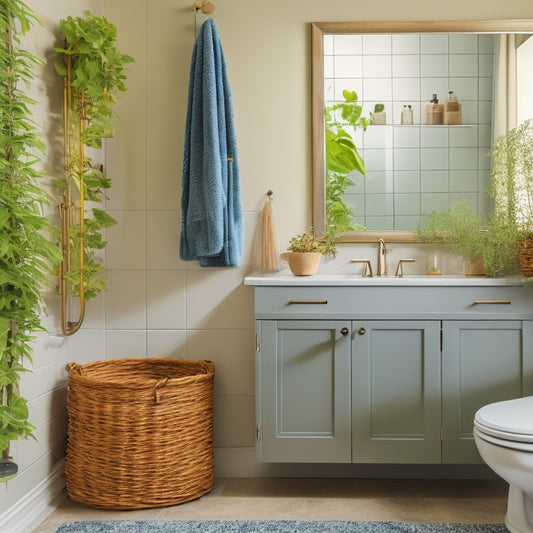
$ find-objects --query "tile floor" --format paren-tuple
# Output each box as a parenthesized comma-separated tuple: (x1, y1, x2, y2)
(32, 478, 509, 532)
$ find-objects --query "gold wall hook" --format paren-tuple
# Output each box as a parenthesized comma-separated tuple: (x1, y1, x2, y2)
(193, 1, 215, 14)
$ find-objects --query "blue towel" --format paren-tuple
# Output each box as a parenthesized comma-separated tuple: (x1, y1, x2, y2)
(180, 18, 244, 267)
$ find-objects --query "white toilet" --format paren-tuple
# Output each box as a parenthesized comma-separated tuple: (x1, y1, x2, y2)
(474, 396, 533, 533)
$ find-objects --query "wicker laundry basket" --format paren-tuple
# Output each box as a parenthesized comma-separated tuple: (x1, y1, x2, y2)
(65, 358, 214, 509)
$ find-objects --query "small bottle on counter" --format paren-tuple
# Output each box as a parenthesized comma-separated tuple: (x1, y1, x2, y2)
(444, 90, 462, 125)
(401, 105, 413, 125)
(426, 94, 444, 125)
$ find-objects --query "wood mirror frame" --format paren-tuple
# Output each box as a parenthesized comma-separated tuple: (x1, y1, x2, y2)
(311, 20, 533, 242)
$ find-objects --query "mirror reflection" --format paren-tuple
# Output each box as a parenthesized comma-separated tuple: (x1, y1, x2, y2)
(311, 21, 533, 242)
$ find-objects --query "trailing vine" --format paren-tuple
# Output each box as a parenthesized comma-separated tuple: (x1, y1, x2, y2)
(0, 0, 61, 470)
(54, 11, 133, 299)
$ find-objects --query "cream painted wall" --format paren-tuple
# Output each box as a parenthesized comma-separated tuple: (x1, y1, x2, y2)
(3, 0, 533, 524)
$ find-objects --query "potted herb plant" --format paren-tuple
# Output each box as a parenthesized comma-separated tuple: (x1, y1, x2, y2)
(415, 199, 522, 277)
(487, 119, 533, 277)
(415, 120, 533, 278)
(415, 200, 488, 276)
(281, 227, 337, 276)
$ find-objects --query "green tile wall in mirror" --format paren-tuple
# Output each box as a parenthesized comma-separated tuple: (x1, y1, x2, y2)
(311, 21, 533, 242)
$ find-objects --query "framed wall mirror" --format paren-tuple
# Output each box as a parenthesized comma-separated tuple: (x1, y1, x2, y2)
(311, 20, 533, 242)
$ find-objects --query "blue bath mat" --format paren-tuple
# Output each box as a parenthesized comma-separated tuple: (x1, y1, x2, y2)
(54, 520, 508, 532)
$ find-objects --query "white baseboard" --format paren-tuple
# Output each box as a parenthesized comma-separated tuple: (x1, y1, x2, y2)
(0, 460, 67, 533)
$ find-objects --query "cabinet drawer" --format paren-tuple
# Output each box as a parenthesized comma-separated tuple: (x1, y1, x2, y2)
(254, 285, 533, 320)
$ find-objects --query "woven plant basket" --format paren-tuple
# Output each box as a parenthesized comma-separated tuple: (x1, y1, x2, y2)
(65, 358, 214, 510)
(519, 237, 533, 277)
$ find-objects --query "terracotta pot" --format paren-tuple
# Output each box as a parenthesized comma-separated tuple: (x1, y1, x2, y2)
(463, 254, 486, 276)
(281, 251, 321, 276)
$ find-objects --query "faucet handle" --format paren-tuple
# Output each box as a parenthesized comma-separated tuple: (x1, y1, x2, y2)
(351, 259, 373, 278)
(395, 259, 415, 277)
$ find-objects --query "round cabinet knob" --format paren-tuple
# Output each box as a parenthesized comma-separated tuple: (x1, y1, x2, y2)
(358, 327, 366, 335)
(340, 327, 349, 336)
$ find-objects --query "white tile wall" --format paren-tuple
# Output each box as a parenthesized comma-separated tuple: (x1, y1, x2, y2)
(187, 329, 255, 395)
(105, 270, 147, 329)
(325, 33, 494, 228)
(105, 100, 147, 211)
(146, 211, 182, 268)
(185, 269, 254, 330)
(333, 34, 362, 54)
(67, 330, 106, 364)
(105, 210, 147, 269)
(105, 330, 147, 358)
(213, 396, 255, 447)
(146, 270, 187, 329)
(146, 330, 187, 359)
(392, 34, 420, 54)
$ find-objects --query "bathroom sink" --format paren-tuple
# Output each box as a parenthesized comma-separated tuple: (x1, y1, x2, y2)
(244, 272, 524, 287)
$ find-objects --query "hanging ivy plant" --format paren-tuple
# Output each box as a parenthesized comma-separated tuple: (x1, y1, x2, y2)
(0, 0, 62, 478)
(54, 11, 133, 299)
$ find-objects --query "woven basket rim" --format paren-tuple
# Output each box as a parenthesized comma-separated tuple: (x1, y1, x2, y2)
(67, 357, 214, 389)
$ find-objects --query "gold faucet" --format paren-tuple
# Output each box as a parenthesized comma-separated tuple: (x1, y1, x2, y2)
(377, 238, 387, 276)
(395, 258, 415, 277)
(351, 259, 373, 277)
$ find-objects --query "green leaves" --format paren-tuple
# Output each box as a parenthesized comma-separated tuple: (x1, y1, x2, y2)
(287, 227, 338, 259)
(55, 12, 131, 302)
(325, 128, 366, 176)
(55, 11, 133, 147)
(324, 90, 380, 236)
(0, 1, 56, 455)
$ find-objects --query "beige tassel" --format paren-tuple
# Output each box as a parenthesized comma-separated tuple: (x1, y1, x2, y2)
(253, 190, 280, 272)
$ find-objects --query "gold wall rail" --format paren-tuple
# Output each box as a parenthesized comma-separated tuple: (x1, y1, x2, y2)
(59, 56, 85, 336)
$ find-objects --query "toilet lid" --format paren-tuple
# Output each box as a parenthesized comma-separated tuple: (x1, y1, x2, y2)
(474, 396, 533, 443)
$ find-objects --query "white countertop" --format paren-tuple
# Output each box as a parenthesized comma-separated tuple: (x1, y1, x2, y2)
(244, 271, 527, 287)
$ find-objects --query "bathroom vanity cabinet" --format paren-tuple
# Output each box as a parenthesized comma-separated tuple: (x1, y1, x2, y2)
(245, 274, 533, 465)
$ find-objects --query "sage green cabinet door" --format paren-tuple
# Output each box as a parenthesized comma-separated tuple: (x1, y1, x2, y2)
(257, 320, 351, 463)
(352, 321, 441, 463)
(442, 320, 533, 463)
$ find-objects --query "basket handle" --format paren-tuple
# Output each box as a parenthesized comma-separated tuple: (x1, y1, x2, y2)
(153, 377, 169, 404)
(65, 362, 83, 375)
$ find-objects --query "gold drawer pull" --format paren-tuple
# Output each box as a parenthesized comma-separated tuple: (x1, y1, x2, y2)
(288, 299, 328, 305)
(472, 300, 511, 305)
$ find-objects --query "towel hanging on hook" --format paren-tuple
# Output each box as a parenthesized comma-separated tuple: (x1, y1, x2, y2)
(180, 18, 244, 267)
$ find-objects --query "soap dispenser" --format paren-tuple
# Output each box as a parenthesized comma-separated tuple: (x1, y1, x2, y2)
(444, 90, 462, 125)
(426, 93, 444, 125)
(401, 105, 413, 125)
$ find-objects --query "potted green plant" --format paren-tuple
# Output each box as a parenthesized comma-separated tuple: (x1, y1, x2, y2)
(370, 103, 386, 124)
(415, 120, 533, 278)
(415, 199, 488, 276)
(0, 0, 61, 480)
(281, 227, 337, 276)
(416, 199, 522, 277)
(487, 119, 533, 277)
(325, 90, 382, 236)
